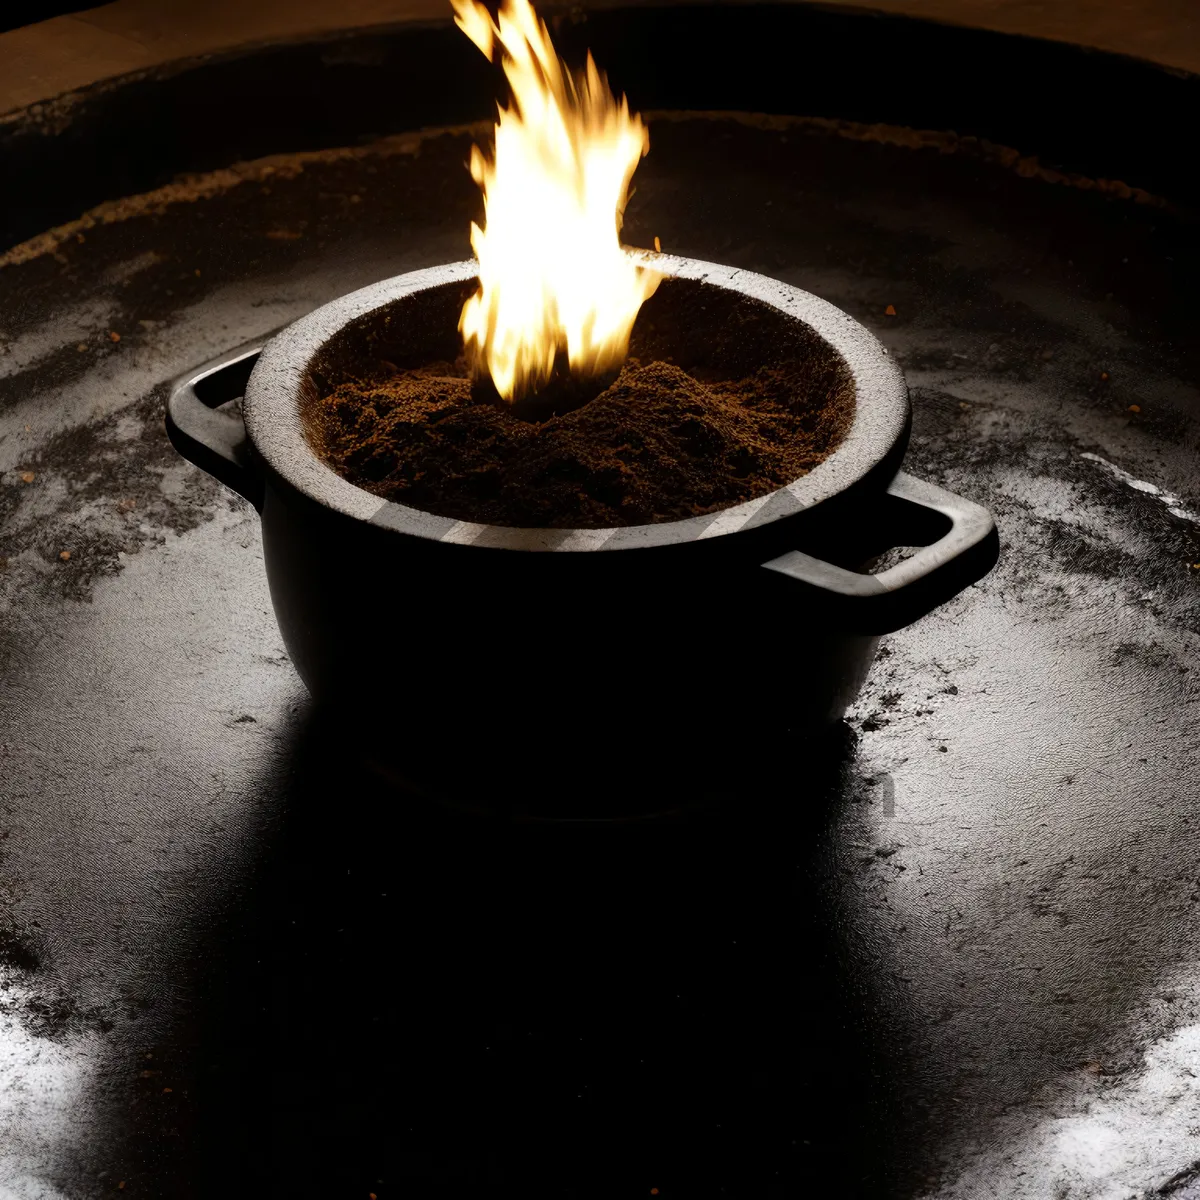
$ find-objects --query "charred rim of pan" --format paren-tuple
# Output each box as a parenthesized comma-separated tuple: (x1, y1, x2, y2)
(244, 255, 909, 552)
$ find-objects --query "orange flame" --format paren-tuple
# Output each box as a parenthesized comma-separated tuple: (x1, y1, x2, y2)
(452, 0, 660, 403)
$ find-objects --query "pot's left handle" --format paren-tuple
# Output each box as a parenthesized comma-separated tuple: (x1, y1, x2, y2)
(166, 346, 265, 510)
(763, 472, 999, 633)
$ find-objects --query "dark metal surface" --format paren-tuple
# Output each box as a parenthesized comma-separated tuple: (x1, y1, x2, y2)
(1, 27, 1199, 1200)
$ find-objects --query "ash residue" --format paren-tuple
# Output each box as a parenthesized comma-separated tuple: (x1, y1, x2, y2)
(1151, 1160, 1200, 1197)
(894, 381, 1200, 630)
(15, 991, 110, 1042)
(0, 920, 112, 1043)
(0, 924, 39, 974)
(0, 384, 240, 614)
(0, 826, 109, 1043)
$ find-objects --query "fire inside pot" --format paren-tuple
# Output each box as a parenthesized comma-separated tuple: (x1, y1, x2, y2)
(300, 0, 859, 528)
(302, 275, 856, 529)
(452, 0, 661, 421)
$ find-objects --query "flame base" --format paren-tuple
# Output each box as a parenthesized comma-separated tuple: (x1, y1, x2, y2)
(472, 357, 621, 423)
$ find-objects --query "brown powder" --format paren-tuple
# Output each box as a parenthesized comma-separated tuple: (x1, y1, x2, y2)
(305, 277, 856, 528)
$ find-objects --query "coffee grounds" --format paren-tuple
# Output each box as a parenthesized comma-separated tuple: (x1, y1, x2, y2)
(305, 278, 855, 528)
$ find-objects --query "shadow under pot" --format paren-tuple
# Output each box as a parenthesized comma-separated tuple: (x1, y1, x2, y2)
(167, 256, 997, 802)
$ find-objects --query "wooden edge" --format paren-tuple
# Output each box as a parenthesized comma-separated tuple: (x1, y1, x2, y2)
(2, 0, 1199, 121)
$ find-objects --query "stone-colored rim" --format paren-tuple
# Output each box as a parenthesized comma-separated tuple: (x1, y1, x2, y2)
(245, 254, 908, 552)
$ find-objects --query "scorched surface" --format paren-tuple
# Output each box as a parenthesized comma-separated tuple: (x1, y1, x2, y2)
(0, 111, 1198, 1200)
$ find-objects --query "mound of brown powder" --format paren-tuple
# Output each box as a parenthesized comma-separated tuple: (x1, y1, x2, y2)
(304, 276, 856, 528)
(309, 353, 852, 528)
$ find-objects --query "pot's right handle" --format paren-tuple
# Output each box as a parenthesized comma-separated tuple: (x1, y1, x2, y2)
(166, 345, 265, 510)
(762, 472, 999, 633)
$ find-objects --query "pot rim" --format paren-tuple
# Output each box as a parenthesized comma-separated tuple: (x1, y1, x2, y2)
(245, 254, 908, 552)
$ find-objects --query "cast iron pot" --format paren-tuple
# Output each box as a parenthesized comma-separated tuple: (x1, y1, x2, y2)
(167, 257, 997, 803)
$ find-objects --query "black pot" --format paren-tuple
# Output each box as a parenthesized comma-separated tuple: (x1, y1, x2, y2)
(167, 257, 997, 807)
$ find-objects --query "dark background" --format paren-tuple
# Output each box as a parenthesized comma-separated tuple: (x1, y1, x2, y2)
(1, 1, 95, 34)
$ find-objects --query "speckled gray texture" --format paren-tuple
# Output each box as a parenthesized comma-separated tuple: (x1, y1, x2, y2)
(0, 114, 1198, 1198)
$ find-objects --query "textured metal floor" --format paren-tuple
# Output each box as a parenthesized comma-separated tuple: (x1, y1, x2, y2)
(1, 109, 1199, 1199)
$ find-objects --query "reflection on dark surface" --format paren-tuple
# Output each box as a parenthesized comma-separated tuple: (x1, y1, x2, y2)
(167, 711, 899, 1199)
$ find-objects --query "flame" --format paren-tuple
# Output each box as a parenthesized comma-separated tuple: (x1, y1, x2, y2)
(452, 0, 660, 403)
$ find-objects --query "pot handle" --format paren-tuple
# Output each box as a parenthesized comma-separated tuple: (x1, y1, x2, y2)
(166, 345, 265, 510)
(762, 472, 998, 633)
